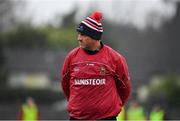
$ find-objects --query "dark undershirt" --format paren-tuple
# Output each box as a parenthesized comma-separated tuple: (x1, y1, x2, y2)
(83, 41, 104, 55)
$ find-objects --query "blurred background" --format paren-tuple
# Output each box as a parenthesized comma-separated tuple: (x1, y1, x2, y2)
(0, 0, 180, 120)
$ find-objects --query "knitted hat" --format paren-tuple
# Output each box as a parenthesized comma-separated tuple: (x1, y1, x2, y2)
(76, 11, 103, 40)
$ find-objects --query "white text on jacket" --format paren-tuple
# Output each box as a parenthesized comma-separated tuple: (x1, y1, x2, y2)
(75, 78, 106, 85)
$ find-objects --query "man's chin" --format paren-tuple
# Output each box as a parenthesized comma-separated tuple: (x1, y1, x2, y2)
(79, 45, 85, 49)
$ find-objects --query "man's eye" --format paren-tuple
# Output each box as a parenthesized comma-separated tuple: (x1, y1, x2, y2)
(80, 33, 85, 36)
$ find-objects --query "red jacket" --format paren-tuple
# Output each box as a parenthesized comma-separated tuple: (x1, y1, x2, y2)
(61, 44, 131, 120)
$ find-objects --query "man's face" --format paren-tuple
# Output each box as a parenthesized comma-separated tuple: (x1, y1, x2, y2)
(77, 32, 95, 50)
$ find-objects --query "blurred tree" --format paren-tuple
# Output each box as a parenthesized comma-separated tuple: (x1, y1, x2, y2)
(0, 0, 25, 32)
(41, 9, 78, 50)
(148, 74, 180, 119)
(3, 23, 48, 48)
(149, 74, 180, 107)
(0, 38, 6, 87)
(0, 0, 14, 86)
(61, 8, 77, 28)
(102, 21, 123, 49)
(161, 75, 180, 107)
(42, 26, 77, 50)
(0, 0, 25, 87)
(1, 8, 78, 50)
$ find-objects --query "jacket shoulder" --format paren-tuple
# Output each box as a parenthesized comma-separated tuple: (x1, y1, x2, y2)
(66, 47, 80, 58)
(104, 45, 124, 60)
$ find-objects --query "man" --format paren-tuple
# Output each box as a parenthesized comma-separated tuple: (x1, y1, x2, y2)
(127, 101, 146, 120)
(61, 11, 131, 120)
(116, 107, 126, 121)
(17, 97, 39, 121)
(150, 106, 165, 121)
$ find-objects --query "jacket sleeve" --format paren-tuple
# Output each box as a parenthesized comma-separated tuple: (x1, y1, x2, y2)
(115, 55, 131, 105)
(61, 53, 72, 101)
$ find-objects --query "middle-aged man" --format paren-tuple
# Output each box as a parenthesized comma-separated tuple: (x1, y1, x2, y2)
(61, 11, 131, 120)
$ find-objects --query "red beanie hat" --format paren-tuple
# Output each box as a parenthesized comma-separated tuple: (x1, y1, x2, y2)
(77, 11, 103, 40)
